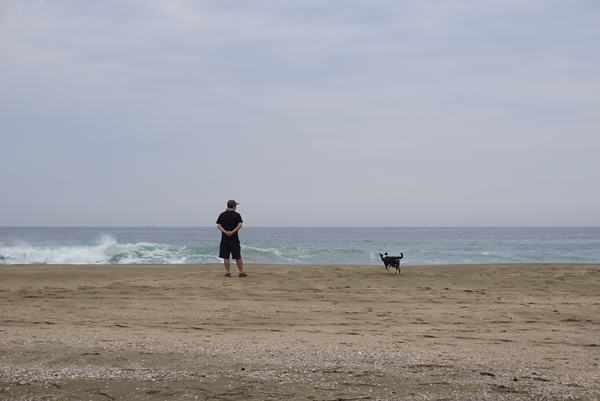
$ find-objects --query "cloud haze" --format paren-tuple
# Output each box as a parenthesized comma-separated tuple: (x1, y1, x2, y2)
(1, 1, 599, 226)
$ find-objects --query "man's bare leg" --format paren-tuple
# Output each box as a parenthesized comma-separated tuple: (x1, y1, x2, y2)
(236, 258, 244, 274)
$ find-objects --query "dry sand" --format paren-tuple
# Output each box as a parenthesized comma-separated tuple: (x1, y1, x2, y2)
(1, 263, 599, 400)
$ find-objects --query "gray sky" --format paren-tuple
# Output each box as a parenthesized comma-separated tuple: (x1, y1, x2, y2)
(1, 1, 599, 227)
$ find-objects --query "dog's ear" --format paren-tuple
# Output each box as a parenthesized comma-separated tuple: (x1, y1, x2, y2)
(384, 252, 388, 256)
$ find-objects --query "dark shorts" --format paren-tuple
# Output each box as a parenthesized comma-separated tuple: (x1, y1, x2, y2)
(219, 240, 242, 260)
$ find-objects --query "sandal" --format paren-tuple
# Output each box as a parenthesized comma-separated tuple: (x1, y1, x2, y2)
(224, 273, 231, 277)
(238, 272, 247, 277)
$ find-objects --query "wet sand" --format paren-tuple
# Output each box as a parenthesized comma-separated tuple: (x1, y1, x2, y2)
(1, 263, 599, 400)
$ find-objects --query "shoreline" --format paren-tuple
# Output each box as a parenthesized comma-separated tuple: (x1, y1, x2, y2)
(1, 263, 599, 400)
(4, 261, 600, 266)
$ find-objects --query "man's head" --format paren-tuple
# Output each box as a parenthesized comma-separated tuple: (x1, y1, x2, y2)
(227, 199, 239, 209)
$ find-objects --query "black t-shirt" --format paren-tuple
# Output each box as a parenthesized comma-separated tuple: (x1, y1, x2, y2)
(216, 210, 243, 242)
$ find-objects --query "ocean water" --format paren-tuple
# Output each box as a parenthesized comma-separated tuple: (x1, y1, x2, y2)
(0, 227, 599, 266)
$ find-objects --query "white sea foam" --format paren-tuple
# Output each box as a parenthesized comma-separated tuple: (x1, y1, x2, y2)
(0, 236, 220, 265)
(0, 236, 115, 264)
(242, 245, 300, 262)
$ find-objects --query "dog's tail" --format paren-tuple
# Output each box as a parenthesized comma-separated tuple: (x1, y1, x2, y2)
(399, 253, 403, 259)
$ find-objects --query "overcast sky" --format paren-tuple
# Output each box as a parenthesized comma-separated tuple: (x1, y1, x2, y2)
(1, 1, 599, 227)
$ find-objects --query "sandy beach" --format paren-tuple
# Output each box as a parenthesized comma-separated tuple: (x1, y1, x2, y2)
(1, 263, 599, 400)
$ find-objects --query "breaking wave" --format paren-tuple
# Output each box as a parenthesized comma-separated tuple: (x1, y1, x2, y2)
(0, 236, 220, 265)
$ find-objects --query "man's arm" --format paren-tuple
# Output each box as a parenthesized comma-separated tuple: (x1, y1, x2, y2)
(231, 222, 243, 234)
(217, 222, 242, 236)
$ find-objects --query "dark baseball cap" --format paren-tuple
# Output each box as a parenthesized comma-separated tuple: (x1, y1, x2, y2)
(227, 199, 239, 208)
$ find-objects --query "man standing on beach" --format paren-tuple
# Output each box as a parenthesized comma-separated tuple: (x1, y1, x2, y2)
(216, 199, 247, 277)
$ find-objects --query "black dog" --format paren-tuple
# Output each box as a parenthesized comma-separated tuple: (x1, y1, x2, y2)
(379, 252, 403, 274)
